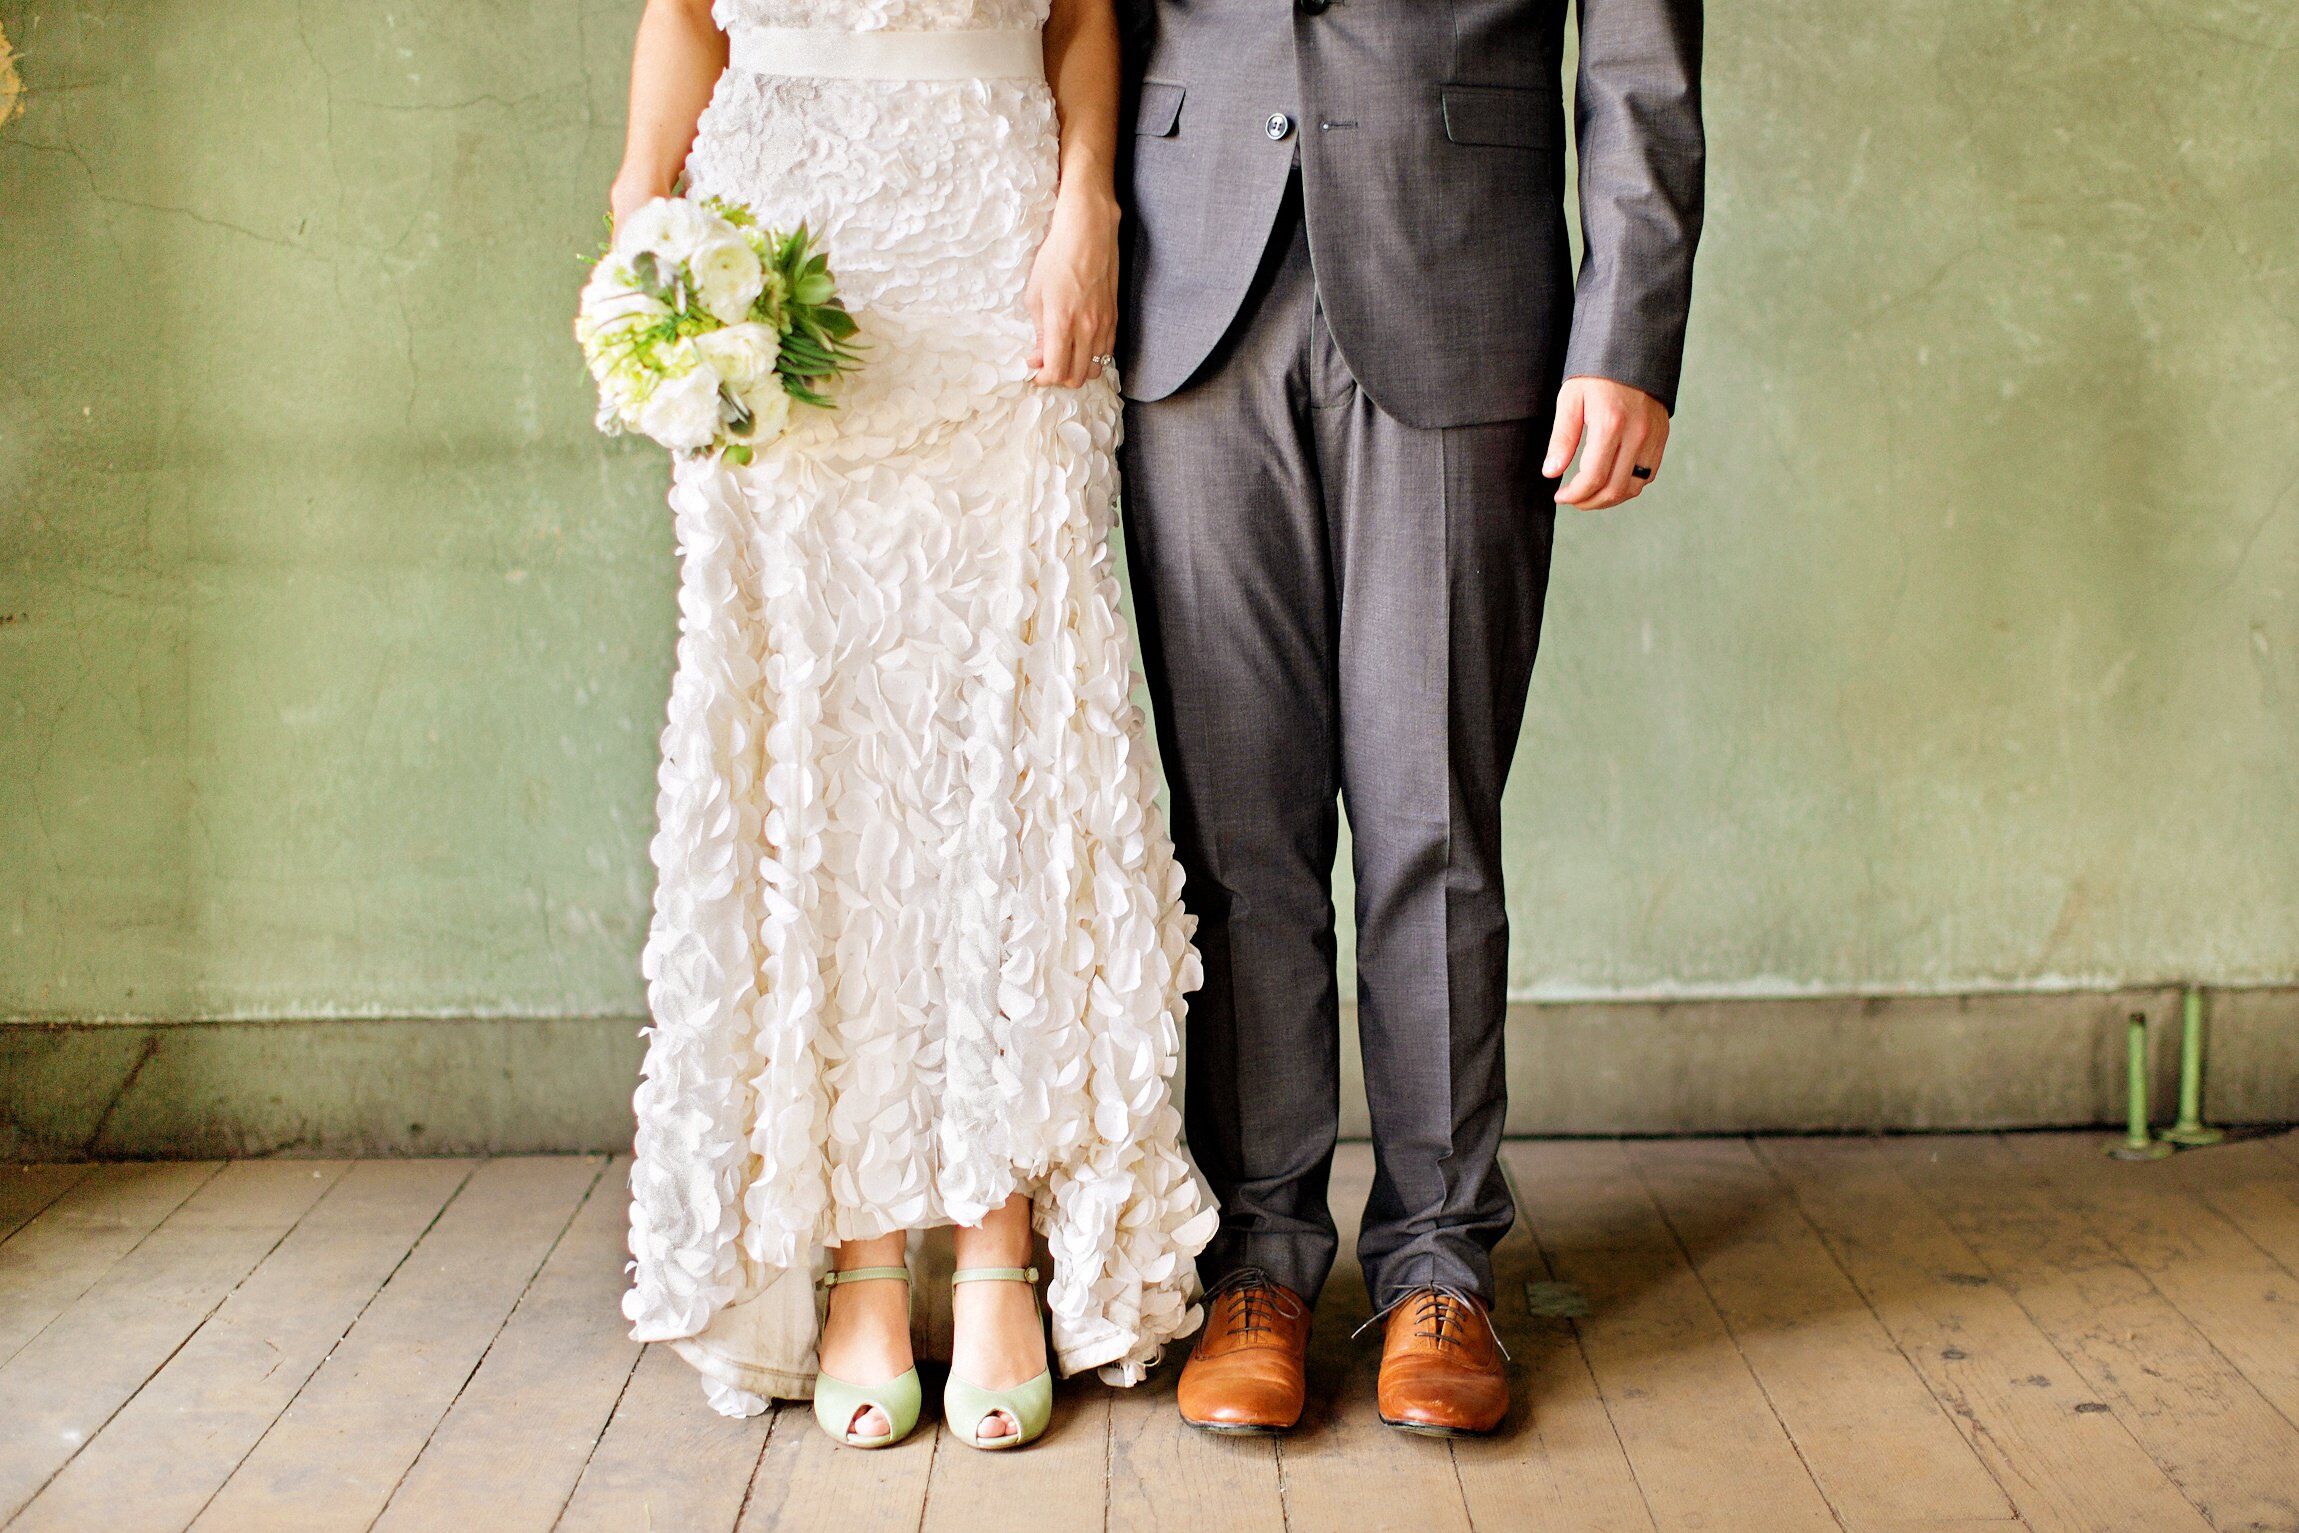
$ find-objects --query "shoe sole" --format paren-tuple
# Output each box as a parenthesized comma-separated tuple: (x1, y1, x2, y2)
(1183, 1418, 1296, 1437)
(1379, 1413, 1497, 1440)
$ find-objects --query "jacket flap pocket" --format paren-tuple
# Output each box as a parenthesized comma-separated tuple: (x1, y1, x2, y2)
(1441, 85, 1558, 150)
(1134, 80, 1184, 137)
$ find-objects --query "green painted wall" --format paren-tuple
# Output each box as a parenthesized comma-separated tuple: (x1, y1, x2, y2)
(4, 0, 2295, 1025)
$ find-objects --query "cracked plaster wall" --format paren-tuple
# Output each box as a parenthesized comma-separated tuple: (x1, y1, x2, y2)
(1, 0, 2294, 1024)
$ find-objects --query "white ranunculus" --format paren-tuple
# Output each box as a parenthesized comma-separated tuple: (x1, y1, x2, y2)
(734, 370, 793, 446)
(693, 322, 779, 388)
(616, 196, 714, 268)
(636, 363, 725, 452)
(578, 274, 668, 339)
(690, 235, 766, 324)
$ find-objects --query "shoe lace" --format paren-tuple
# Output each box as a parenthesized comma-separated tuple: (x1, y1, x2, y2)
(1351, 1283, 1512, 1361)
(1207, 1266, 1304, 1337)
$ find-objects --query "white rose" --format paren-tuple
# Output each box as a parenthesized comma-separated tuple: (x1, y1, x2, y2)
(615, 196, 713, 268)
(636, 363, 725, 452)
(690, 235, 766, 324)
(693, 322, 779, 388)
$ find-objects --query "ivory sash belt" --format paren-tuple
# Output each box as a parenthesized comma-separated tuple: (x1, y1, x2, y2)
(727, 26, 1045, 82)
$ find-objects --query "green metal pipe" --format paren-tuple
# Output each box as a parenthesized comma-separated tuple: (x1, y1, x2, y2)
(2162, 986, 2224, 1147)
(2126, 1014, 2150, 1143)
(2107, 1011, 2172, 1160)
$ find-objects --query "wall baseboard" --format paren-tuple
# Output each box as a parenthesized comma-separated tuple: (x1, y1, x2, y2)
(4, 987, 2291, 1158)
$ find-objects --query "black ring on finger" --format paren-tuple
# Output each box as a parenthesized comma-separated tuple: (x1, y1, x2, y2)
(1631, 465, 1654, 481)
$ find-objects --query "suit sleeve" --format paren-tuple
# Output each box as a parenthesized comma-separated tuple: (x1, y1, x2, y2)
(1561, 0, 1705, 413)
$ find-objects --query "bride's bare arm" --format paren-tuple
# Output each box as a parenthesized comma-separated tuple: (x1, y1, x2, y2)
(610, 0, 730, 226)
(1027, 0, 1122, 387)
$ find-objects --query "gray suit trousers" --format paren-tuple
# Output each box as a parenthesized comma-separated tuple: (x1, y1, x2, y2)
(1119, 187, 1554, 1308)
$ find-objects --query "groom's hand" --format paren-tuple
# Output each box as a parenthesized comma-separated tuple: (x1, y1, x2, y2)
(1545, 377, 1671, 510)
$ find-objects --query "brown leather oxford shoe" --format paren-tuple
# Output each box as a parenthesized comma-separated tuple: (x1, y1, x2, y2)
(1375, 1287, 1511, 1437)
(1176, 1270, 1312, 1434)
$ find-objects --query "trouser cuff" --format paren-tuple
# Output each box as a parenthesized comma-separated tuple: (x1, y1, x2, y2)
(1360, 1241, 1496, 1312)
(1199, 1229, 1335, 1306)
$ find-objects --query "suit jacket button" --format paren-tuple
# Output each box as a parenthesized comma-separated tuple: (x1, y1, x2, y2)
(1296, 0, 1329, 13)
(1265, 112, 1294, 141)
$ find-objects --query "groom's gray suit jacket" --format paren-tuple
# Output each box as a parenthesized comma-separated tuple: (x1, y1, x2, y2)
(1119, 0, 1705, 425)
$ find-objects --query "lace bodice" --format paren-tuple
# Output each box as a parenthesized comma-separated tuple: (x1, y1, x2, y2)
(686, 0, 1059, 322)
(713, 0, 1048, 31)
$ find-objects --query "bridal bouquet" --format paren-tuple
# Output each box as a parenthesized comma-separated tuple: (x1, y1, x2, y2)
(577, 195, 859, 463)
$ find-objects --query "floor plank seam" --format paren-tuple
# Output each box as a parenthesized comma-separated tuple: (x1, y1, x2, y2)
(1807, 1148, 2035, 1519)
(1564, 1311, 1663, 1533)
(2068, 1139, 2299, 1286)
(1443, 1440, 1477, 1533)
(1880, 1138, 2220, 1525)
(1757, 1141, 2132, 1526)
(0, 1162, 227, 1372)
(727, 1400, 780, 1533)
(2195, 1187, 2299, 1286)
(365, 1156, 613, 1532)
(177, 1159, 481, 1533)
(25, 1160, 355, 1528)
(912, 1412, 945, 1533)
(1622, 1146, 1850, 1532)
(1968, 1131, 2299, 1478)
(2012, 1140, 2299, 1446)
(1273, 1430, 1293, 1533)
(549, 1341, 649, 1531)
(1102, 1391, 1116, 1533)
(0, 1166, 94, 1245)
(1744, 1137, 2028, 1522)
(1504, 1151, 1660, 1530)
(1100, 1381, 1115, 1533)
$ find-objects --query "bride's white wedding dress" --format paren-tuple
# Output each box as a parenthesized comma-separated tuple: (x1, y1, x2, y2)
(622, 0, 1216, 1417)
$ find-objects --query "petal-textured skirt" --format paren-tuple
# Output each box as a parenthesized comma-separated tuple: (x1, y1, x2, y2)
(621, 293, 1216, 1417)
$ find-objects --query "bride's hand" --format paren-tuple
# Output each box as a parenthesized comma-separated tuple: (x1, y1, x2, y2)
(1025, 191, 1120, 387)
(609, 173, 672, 232)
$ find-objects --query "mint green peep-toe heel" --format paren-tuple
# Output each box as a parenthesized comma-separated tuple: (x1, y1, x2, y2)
(945, 1266, 1055, 1451)
(812, 1265, 922, 1449)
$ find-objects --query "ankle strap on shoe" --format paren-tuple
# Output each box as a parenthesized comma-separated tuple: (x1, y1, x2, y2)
(950, 1266, 1039, 1286)
(821, 1265, 913, 1288)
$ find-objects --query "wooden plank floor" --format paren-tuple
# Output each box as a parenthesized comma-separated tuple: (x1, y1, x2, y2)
(3, 1133, 2297, 1532)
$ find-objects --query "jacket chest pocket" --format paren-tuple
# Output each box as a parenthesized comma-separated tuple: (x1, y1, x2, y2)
(1439, 84, 1559, 151)
(1134, 81, 1185, 137)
